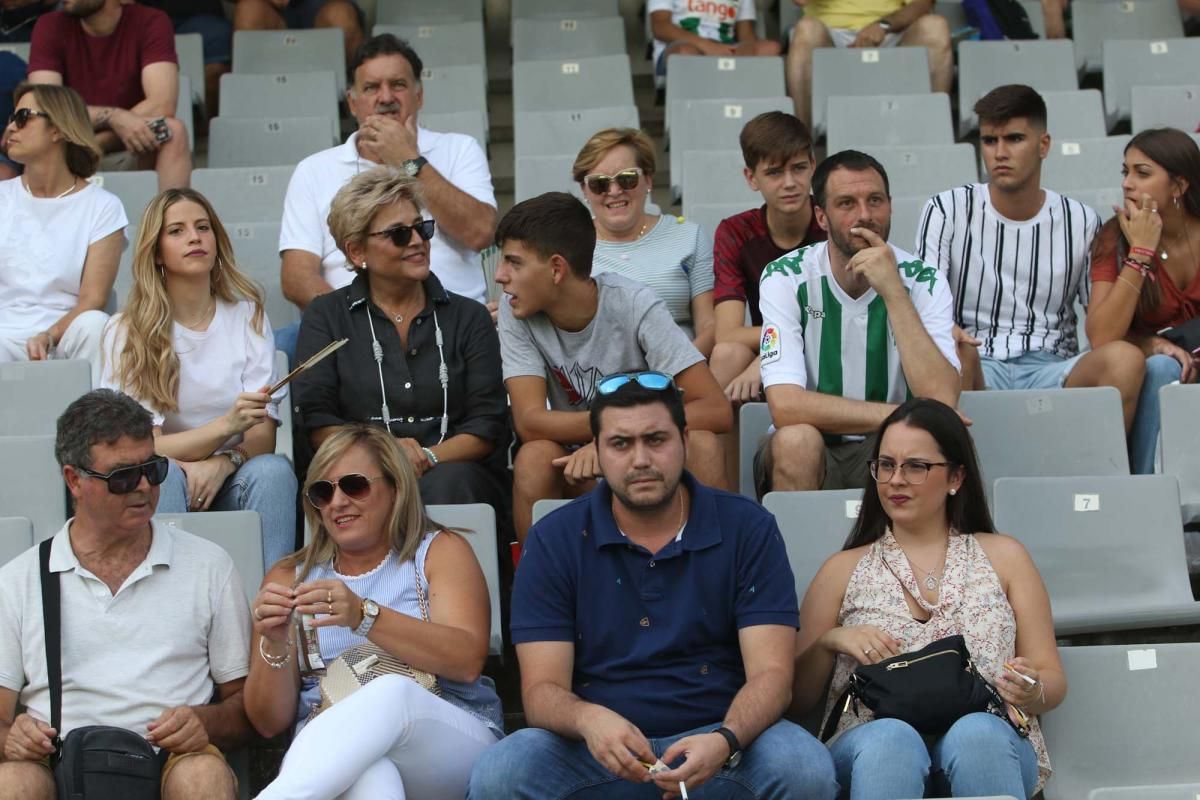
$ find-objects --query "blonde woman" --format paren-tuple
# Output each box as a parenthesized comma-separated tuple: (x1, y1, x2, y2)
(0, 83, 125, 384)
(245, 424, 503, 800)
(99, 187, 297, 567)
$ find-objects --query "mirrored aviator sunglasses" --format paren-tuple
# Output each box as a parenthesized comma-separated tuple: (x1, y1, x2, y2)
(76, 455, 169, 494)
(369, 219, 437, 248)
(596, 371, 676, 396)
(305, 473, 385, 508)
(583, 169, 641, 196)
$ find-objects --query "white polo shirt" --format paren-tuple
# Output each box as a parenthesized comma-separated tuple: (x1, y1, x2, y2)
(279, 126, 496, 303)
(0, 520, 251, 739)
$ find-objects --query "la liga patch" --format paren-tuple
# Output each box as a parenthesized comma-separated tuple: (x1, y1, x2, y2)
(760, 324, 782, 365)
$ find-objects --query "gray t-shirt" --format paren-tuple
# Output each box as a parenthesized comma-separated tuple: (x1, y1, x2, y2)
(500, 272, 705, 411)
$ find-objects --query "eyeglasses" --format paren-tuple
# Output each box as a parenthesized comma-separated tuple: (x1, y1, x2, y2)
(7, 108, 50, 129)
(305, 473, 387, 508)
(582, 168, 642, 196)
(868, 459, 952, 485)
(596, 371, 677, 396)
(75, 455, 169, 494)
(367, 219, 436, 248)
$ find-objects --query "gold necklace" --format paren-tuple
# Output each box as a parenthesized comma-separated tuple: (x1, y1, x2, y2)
(176, 298, 215, 330)
(1159, 220, 1196, 263)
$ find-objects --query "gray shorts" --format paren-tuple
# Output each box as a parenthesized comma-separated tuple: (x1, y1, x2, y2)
(753, 431, 874, 499)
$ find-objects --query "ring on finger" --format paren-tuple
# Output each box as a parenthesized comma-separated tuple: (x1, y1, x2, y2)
(327, 602, 333, 615)
(327, 589, 333, 604)
(253, 606, 262, 621)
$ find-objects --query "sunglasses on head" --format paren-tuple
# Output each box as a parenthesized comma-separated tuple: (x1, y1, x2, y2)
(367, 219, 436, 248)
(76, 455, 169, 494)
(583, 168, 642, 196)
(596, 371, 677, 396)
(7, 107, 50, 129)
(305, 473, 387, 508)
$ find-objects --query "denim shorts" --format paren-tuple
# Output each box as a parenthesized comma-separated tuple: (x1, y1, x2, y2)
(980, 350, 1085, 390)
(281, 0, 363, 30)
(173, 14, 233, 65)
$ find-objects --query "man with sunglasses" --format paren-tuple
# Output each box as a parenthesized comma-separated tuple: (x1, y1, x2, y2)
(468, 375, 837, 800)
(0, 390, 253, 800)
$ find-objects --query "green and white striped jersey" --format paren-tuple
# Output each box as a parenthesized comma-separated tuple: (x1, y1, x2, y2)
(758, 241, 959, 404)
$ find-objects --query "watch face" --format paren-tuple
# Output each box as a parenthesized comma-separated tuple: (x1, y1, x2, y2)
(404, 161, 418, 176)
(727, 751, 742, 769)
(365, 600, 380, 618)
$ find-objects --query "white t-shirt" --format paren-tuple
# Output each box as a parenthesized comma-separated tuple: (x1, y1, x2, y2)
(759, 241, 959, 403)
(100, 300, 280, 450)
(279, 127, 496, 303)
(647, 0, 757, 64)
(0, 178, 127, 338)
(0, 520, 251, 739)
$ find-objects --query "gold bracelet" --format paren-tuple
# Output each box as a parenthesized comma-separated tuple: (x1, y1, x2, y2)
(258, 636, 293, 670)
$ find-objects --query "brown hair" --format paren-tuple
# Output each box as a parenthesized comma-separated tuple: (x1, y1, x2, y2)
(973, 84, 1047, 129)
(13, 83, 102, 178)
(739, 111, 813, 171)
(494, 192, 596, 278)
(572, 127, 656, 183)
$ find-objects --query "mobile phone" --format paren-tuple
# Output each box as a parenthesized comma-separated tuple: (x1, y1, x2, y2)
(147, 117, 171, 143)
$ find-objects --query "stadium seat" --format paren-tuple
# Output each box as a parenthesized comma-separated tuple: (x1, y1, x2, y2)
(891, 195, 934, 253)
(532, 498, 572, 524)
(811, 48, 931, 139)
(1103, 38, 1200, 125)
(685, 203, 755, 242)
(207, 116, 337, 168)
(1131, 83, 1200, 133)
(419, 64, 490, 128)
(664, 55, 786, 136)
(232, 29, 346, 93)
(372, 22, 487, 71)
(867, 144, 978, 199)
(225, 222, 299, 329)
(1061, 186, 1123, 221)
(1073, 0, 1184, 72)
(514, 155, 581, 202)
(192, 166, 296, 225)
(956, 40, 1077, 136)
(0, 517, 34, 567)
(670, 97, 793, 199)
(513, 16, 627, 62)
(1039, 135, 1131, 193)
(511, 0, 619, 19)
(155, 511, 265, 602)
(763, 490, 862, 598)
(1160, 383, 1200, 525)
(1041, 89, 1109, 140)
(0, 360, 91, 437)
(0, 42, 30, 61)
(426, 503, 503, 655)
(175, 33, 206, 112)
(737, 402, 772, 499)
(1040, 643, 1200, 799)
(218, 72, 340, 143)
(0, 436, 68, 542)
(680, 150, 760, 218)
(934, 0, 1045, 35)
(176, 75, 195, 153)
(513, 54, 635, 112)
(420, 110, 489, 150)
(376, 0, 483, 24)
(273, 351, 294, 466)
(89, 170, 158, 306)
(826, 93, 954, 154)
(514, 106, 640, 159)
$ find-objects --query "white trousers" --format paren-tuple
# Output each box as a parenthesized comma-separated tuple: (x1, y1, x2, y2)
(0, 309, 109, 386)
(255, 675, 499, 800)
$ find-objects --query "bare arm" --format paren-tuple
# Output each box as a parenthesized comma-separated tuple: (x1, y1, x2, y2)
(882, 286, 960, 407)
(1084, 278, 1144, 348)
(765, 383, 895, 434)
(690, 291, 716, 358)
(243, 564, 303, 739)
(132, 61, 178, 119)
(426, 432, 493, 464)
(714, 300, 761, 350)
(281, 250, 334, 311)
(41, 229, 122, 347)
(674, 361, 734, 433)
(507, 375, 593, 445)
(186, 678, 252, 751)
(790, 550, 858, 716)
(152, 386, 271, 463)
(411, 164, 497, 252)
(722, 625, 796, 747)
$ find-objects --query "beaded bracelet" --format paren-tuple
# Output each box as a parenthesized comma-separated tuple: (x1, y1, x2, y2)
(421, 446, 439, 467)
(259, 636, 294, 670)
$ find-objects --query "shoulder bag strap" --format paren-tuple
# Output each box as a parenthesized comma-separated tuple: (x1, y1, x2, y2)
(38, 538, 63, 754)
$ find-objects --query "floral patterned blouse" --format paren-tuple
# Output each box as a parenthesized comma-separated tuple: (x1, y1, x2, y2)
(820, 529, 1051, 791)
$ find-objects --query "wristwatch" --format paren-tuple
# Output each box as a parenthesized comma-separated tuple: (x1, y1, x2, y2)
(402, 156, 428, 177)
(354, 598, 381, 636)
(877, 19, 894, 31)
(221, 448, 246, 469)
(713, 726, 742, 768)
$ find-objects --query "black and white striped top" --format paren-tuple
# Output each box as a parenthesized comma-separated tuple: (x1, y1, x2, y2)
(915, 183, 1100, 360)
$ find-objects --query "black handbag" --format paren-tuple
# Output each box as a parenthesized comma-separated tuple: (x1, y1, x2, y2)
(1159, 316, 1200, 354)
(819, 634, 1025, 741)
(40, 540, 162, 800)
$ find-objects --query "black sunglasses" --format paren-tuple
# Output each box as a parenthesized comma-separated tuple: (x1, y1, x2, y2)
(367, 219, 436, 248)
(596, 371, 677, 396)
(7, 107, 50, 129)
(76, 455, 169, 494)
(583, 168, 642, 196)
(305, 473, 388, 508)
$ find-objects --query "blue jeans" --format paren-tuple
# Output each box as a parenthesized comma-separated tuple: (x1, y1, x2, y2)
(1129, 354, 1182, 474)
(273, 321, 299, 371)
(468, 720, 837, 800)
(158, 456, 298, 568)
(829, 714, 1038, 800)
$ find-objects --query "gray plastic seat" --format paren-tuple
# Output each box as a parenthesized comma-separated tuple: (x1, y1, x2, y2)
(273, 351, 294, 466)
(665, 55, 786, 136)
(218, 71, 340, 143)
(1039, 643, 1200, 799)
(155, 511, 265, 602)
(1103, 38, 1200, 124)
(738, 402, 772, 499)
(1040, 135, 1131, 193)
(514, 155, 580, 202)
(934, 0, 1044, 35)
(514, 105, 639, 159)
(192, 166, 296, 224)
(376, 0, 482, 24)
(1073, 0, 1184, 72)
(811, 47, 930, 139)
(1160, 383, 1200, 525)
(224, 222, 299, 329)
(232, 28, 346, 92)
(1041, 89, 1109, 140)
(0, 42, 31, 61)
(532, 498, 573, 524)
(372, 22, 486, 70)
(207, 116, 336, 168)
(763, 490, 863, 600)
(420, 110, 488, 150)
(0, 436, 68, 542)
(680, 150, 761, 218)
(891, 195, 933, 253)
(512, 0, 619, 19)
(513, 16, 626, 62)
(0, 517, 34, 567)
(426, 504, 503, 655)
(826, 93, 954, 154)
(0, 360, 91, 437)
(956, 40, 1077, 136)
(670, 97, 792, 199)
(419, 64, 489, 129)
(176, 75, 195, 153)
(1131, 83, 1200, 133)
(866, 144, 978, 199)
(88, 170, 158, 306)
(513, 54, 634, 112)
(175, 32, 206, 112)
(685, 203, 754, 243)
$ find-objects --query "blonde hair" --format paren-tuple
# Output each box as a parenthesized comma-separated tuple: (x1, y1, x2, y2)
(111, 189, 266, 412)
(572, 128, 657, 184)
(327, 166, 425, 270)
(288, 424, 439, 579)
(13, 83, 102, 178)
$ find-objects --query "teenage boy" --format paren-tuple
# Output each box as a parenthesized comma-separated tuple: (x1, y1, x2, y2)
(711, 111, 826, 402)
(495, 192, 733, 543)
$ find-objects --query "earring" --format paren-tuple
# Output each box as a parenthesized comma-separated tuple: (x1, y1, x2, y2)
(1174, 195, 1182, 209)
(361, 261, 368, 271)
(949, 488, 957, 496)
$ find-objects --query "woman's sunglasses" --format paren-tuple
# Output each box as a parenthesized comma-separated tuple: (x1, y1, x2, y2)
(367, 219, 436, 248)
(305, 473, 387, 508)
(596, 371, 677, 396)
(583, 168, 642, 196)
(75, 455, 169, 494)
(7, 108, 50, 129)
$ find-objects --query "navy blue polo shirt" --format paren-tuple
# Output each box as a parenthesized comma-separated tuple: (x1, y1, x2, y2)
(511, 472, 799, 737)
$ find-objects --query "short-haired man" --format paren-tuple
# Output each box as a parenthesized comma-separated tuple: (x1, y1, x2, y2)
(467, 376, 837, 800)
(28, 0, 191, 190)
(915, 85, 1146, 430)
(649, 0, 780, 79)
(711, 111, 826, 402)
(279, 34, 497, 354)
(0, 390, 253, 800)
(786, 0, 951, 130)
(757, 150, 961, 495)
(494, 192, 733, 543)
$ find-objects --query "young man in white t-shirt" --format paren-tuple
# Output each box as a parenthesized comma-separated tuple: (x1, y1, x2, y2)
(494, 192, 733, 542)
(915, 85, 1146, 433)
(648, 0, 780, 78)
(757, 150, 961, 495)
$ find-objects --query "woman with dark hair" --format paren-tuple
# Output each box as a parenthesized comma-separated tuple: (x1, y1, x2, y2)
(1087, 128, 1200, 474)
(789, 398, 1065, 799)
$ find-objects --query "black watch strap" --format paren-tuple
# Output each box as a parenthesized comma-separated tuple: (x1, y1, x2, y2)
(714, 726, 740, 760)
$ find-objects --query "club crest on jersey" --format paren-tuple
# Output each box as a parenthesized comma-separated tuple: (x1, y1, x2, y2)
(760, 325, 782, 365)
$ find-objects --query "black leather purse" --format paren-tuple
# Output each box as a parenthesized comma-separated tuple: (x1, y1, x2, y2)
(1159, 316, 1200, 354)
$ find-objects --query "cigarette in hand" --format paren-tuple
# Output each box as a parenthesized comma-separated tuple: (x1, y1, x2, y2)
(1004, 662, 1036, 685)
